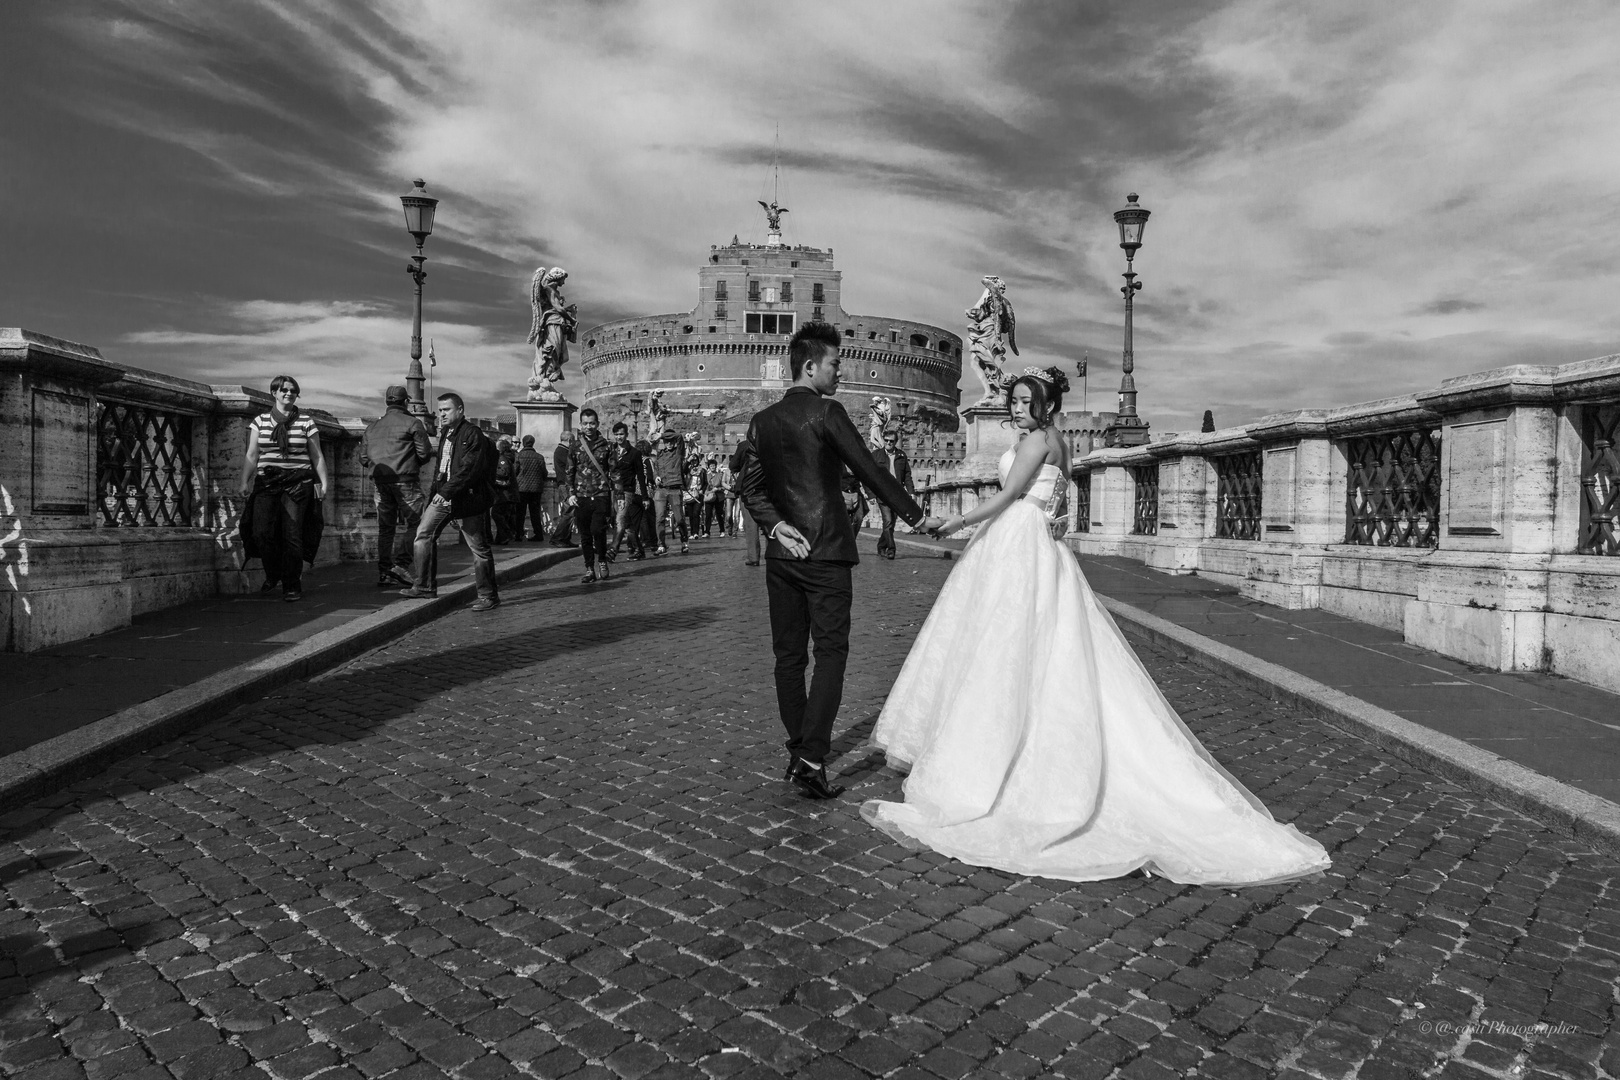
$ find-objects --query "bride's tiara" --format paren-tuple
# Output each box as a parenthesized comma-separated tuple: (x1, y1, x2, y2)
(1006, 366, 1070, 394)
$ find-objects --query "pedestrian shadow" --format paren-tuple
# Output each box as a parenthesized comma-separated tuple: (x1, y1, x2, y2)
(827, 713, 887, 782)
(31, 604, 723, 809)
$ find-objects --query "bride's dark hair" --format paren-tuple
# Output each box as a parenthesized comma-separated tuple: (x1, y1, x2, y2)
(1005, 366, 1068, 428)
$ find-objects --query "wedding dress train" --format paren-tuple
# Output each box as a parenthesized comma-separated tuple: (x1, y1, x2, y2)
(860, 449, 1331, 886)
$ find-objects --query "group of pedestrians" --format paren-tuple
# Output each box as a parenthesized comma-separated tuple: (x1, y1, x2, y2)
(239, 378, 909, 611)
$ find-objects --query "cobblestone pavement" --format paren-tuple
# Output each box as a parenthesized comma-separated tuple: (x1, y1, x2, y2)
(2, 538, 1617, 1080)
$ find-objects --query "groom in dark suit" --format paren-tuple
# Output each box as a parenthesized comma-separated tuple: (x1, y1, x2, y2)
(739, 323, 943, 799)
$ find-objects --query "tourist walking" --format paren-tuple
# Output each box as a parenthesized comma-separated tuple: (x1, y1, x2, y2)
(738, 322, 941, 799)
(515, 434, 547, 541)
(359, 385, 429, 588)
(399, 393, 501, 611)
(861, 368, 1331, 885)
(565, 407, 614, 583)
(608, 422, 646, 560)
(868, 431, 914, 560)
(550, 437, 577, 546)
(649, 429, 688, 555)
(684, 465, 706, 539)
(239, 375, 329, 602)
(635, 439, 659, 555)
(492, 435, 520, 543)
(729, 437, 760, 566)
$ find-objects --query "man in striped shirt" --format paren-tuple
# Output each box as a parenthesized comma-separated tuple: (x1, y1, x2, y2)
(238, 375, 328, 602)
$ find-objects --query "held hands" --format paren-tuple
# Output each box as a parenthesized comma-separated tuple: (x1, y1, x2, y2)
(914, 515, 945, 537)
(773, 522, 811, 560)
(931, 516, 966, 538)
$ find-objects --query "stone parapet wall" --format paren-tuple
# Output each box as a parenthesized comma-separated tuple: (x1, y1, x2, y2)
(0, 328, 434, 652)
(1053, 353, 1620, 693)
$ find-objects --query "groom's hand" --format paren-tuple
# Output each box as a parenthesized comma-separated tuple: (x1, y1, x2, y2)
(918, 516, 945, 536)
(773, 523, 811, 559)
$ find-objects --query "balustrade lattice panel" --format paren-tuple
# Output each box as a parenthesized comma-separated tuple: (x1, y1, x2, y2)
(1215, 450, 1263, 540)
(96, 402, 196, 527)
(1579, 404, 1620, 556)
(1074, 473, 1091, 533)
(1344, 429, 1440, 548)
(1131, 464, 1158, 536)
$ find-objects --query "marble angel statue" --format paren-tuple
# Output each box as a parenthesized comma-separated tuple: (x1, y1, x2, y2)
(868, 396, 892, 449)
(644, 388, 669, 443)
(526, 267, 578, 401)
(965, 275, 1018, 407)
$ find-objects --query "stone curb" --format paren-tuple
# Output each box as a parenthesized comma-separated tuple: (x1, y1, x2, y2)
(0, 547, 581, 813)
(883, 532, 1620, 857)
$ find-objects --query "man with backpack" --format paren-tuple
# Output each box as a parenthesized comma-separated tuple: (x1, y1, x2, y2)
(399, 392, 502, 612)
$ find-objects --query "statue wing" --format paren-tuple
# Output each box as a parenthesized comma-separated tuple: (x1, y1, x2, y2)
(1001, 297, 1019, 356)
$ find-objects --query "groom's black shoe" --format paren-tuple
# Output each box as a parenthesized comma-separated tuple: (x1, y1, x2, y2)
(789, 758, 845, 799)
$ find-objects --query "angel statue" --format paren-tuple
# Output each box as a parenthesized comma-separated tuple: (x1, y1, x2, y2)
(526, 267, 578, 401)
(644, 388, 669, 443)
(682, 431, 702, 471)
(758, 200, 789, 233)
(965, 274, 1019, 408)
(868, 396, 892, 449)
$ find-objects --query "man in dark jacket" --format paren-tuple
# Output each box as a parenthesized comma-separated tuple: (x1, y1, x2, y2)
(564, 407, 615, 583)
(648, 428, 689, 555)
(492, 435, 520, 543)
(360, 385, 430, 587)
(399, 393, 500, 611)
(729, 438, 761, 566)
(740, 322, 942, 798)
(550, 438, 576, 545)
(866, 431, 915, 560)
(607, 422, 646, 560)
(514, 434, 547, 540)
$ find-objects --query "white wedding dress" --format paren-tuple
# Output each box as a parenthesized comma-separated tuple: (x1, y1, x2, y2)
(860, 447, 1331, 886)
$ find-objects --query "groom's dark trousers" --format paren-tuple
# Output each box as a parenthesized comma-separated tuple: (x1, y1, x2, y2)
(765, 559, 853, 763)
(739, 384, 926, 765)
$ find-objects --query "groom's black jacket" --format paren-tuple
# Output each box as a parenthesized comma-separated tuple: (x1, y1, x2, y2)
(740, 386, 925, 564)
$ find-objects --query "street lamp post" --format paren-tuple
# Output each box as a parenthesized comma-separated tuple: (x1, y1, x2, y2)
(400, 178, 439, 419)
(1104, 192, 1151, 447)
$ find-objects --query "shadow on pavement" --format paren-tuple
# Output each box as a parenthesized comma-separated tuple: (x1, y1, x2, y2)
(33, 604, 723, 813)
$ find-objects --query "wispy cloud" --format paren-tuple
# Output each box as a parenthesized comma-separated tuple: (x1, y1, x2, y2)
(6, 0, 1619, 429)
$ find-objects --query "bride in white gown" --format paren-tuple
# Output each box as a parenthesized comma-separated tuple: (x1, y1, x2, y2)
(861, 367, 1330, 886)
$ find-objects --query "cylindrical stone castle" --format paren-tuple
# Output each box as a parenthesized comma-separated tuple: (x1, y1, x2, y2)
(577, 232, 962, 450)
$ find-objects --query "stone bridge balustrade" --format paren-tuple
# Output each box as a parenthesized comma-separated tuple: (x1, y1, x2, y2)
(915, 352, 1620, 693)
(1, 328, 386, 652)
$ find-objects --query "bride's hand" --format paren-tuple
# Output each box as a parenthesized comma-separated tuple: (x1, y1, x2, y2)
(937, 516, 965, 537)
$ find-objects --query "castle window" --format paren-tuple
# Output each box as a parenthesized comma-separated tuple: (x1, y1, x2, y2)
(683, 325, 694, 334)
(586, 339, 596, 348)
(844, 329, 855, 338)
(715, 304, 727, 319)
(938, 340, 949, 351)
(869, 369, 878, 379)
(868, 331, 877, 340)
(748, 280, 760, 301)
(790, 260, 799, 268)
(697, 364, 705, 372)
(746, 313, 796, 335)
(813, 306, 823, 320)
(709, 326, 717, 333)
(715, 280, 728, 300)
(910, 333, 928, 348)
(781, 282, 792, 302)
(890, 331, 898, 343)
(812, 283, 824, 302)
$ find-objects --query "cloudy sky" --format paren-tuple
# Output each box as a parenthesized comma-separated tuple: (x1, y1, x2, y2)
(4, 1, 1619, 432)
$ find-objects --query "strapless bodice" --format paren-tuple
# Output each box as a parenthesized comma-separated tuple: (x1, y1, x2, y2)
(998, 447, 1064, 506)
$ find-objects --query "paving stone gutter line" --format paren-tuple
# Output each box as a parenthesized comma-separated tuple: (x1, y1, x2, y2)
(887, 532, 1620, 858)
(0, 546, 580, 813)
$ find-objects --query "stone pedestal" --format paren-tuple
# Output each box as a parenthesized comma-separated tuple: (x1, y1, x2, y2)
(512, 398, 577, 462)
(959, 403, 1018, 478)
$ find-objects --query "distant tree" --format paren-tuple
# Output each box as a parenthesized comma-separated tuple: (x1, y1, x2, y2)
(1201, 410, 1216, 433)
